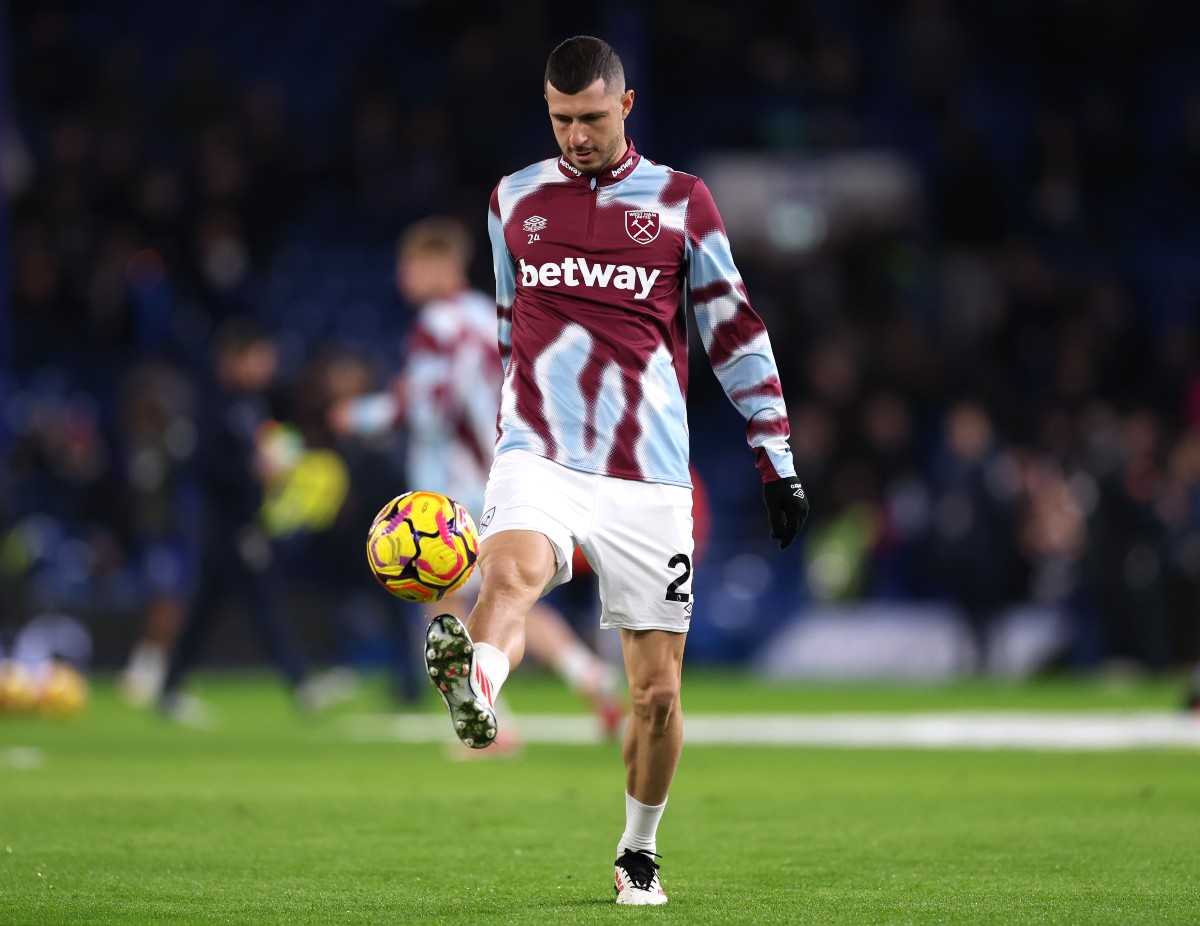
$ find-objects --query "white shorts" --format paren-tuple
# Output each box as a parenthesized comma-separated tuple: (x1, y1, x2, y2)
(478, 450, 694, 633)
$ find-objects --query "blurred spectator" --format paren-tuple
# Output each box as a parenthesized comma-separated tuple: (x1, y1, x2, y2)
(1078, 408, 1171, 671)
(114, 360, 196, 705)
(925, 401, 1022, 671)
(1162, 433, 1200, 669)
(1014, 448, 1089, 663)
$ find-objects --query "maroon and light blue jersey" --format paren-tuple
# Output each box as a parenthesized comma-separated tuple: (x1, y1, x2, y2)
(402, 289, 502, 517)
(487, 140, 794, 488)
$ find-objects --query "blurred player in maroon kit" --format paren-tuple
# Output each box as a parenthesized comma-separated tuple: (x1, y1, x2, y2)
(422, 37, 808, 904)
(333, 217, 626, 745)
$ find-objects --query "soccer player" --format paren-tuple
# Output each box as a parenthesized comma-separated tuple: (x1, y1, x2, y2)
(332, 217, 625, 738)
(423, 36, 809, 905)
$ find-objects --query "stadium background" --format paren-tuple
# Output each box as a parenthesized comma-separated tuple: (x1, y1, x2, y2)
(3, 0, 1200, 682)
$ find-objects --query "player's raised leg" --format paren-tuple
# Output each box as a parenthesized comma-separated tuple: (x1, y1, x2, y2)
(613, 627, 685, 905)
(469, 529, 558, 662)
(425, 528, 557, 748)
(424, 613, 498, 748)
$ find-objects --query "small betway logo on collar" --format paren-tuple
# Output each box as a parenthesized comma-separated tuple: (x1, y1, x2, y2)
(610, 155, 635, 177)
(625, 211, 660, 244)
(523, 216, 547, 233)
(558, 156, 581, 177)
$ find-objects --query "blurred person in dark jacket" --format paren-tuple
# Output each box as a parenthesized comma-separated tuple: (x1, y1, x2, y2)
(926, 400, 1023, 672)
(1078, 408, 1169, 671)
(158, 317, 322, 722)
(1162, 432, 1200, 708)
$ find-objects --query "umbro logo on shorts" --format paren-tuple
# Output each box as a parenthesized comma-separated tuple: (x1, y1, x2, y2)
(479, 507, 495, 534)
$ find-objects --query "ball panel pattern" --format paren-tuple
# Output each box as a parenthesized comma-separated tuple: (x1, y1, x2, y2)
(366, 491, 479, 602)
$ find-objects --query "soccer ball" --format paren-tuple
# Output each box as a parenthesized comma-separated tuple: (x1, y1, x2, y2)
(366, 491, 479, 602)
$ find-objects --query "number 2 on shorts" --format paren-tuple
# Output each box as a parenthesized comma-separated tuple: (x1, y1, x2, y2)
(664, 553, 692, 602)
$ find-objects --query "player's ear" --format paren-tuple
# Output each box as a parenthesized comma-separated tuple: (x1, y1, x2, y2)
(621, 89, 634, 120)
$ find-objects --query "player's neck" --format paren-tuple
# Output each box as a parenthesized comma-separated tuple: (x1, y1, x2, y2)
(590, 138, 629, 177)
(425, 282, 468, 305)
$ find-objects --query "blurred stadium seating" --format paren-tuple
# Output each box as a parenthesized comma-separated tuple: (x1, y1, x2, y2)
(3, 1, 1199, 678)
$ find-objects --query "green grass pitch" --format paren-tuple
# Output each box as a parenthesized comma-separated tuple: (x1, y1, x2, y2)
(2, 672, 1199, 924)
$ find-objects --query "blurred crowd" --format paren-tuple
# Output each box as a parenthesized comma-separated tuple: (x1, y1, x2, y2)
(2, 0, 1200, 674)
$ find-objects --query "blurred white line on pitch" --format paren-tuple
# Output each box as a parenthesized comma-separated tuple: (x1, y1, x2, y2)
(0, 747, 46, 769)
(339, 711, 1200, 750)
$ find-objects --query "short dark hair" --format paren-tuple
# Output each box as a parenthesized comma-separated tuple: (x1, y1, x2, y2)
(212, 314, 271, 359)
(398, 216, 474, 266)
(544, 36, 624, 95)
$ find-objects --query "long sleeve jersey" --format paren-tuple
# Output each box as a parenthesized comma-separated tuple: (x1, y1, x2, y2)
(487, 140, 795, 489)
(401, 290, 502, 517)
(341, 290, 501, 518)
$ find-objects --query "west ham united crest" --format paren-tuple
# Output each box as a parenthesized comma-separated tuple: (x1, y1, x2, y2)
(625, 210, 660, 244)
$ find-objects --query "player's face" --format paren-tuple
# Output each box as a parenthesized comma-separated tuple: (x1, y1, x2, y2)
(397, 254, 459, 305)
(545, 78, 634, 175)
(397, 256, 433, 304)
(231, 342, 278, 391)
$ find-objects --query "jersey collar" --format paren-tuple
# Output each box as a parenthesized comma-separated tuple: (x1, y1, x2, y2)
(556, 138, 641, 187)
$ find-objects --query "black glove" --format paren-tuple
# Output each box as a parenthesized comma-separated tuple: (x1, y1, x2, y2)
(763, 478, 810, 550)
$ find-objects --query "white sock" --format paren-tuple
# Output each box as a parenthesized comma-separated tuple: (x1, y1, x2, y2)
(617, 792, 667, 856)
(120, 642, 167, 705)
(472, 642, 510, 706)
(556, 643, 595, 692)
(555, 643, 618, 698)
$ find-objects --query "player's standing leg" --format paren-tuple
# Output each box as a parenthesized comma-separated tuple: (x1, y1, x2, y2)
(523, 602, 626, 737)
(612, 628, 684, 906)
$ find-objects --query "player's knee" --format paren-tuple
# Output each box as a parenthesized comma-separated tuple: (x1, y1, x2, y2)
(480, 554, 544, 602)
(629, 678, 679, 730)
